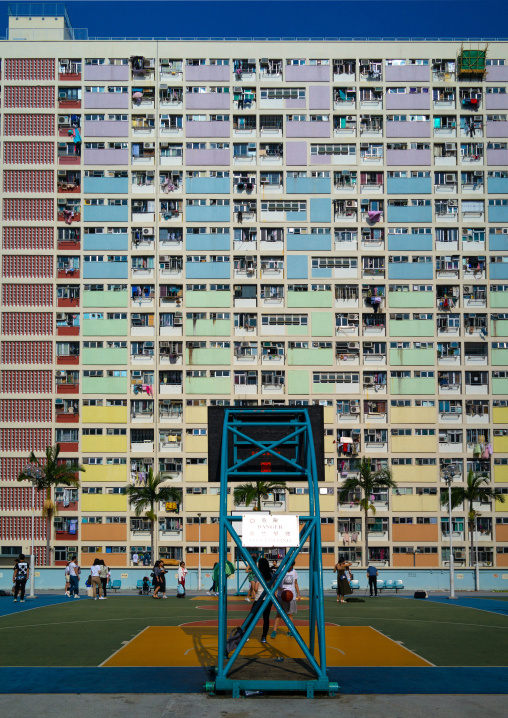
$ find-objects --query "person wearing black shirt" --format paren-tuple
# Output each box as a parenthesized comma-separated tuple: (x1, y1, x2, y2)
(13, 553, 29, 603)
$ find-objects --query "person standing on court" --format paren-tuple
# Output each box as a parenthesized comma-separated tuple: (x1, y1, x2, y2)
(68, 555, 81, 598)
(271, 562, 300, 638)
(367, 564, 378, 597)
(12, 553, 29, 603)
(177, 560, 188, 596)
(333, 554, 353, 604)
(90, 558, 105, 600)
(99, 560, 110, 597)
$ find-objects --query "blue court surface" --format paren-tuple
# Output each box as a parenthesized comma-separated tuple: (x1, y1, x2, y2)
(414, 595, 508, 617)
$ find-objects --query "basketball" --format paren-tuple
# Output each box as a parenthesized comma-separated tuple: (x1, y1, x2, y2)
(281, 589, 294, 602)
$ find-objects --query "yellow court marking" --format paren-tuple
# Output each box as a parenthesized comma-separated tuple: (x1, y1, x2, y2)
(102, 625, 431, 668)
(190, 596, 309, 601)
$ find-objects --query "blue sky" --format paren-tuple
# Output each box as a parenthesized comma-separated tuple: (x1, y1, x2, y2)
(0, 1, 507, 39)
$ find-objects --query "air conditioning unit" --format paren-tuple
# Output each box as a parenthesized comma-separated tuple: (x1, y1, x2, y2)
(434, 59, 443, 64)
(363, 376, 374, 385)
(350, 406, 360, 414)
(346, 200, 356, 207)
(142, 228, 154, 236)
(132, 313, 141, 320)
(346, 115, 355, 121)
(143, 143, 153, 149)
(58, 116, 68, 124)
(347, 342, 358, 349)
(60, 59, 69, 66)
(55, 371, 66, 377)
(145, 341, 154, 347)
(454, 551, 466, 560)
(56, 313, 67, 320)
(445, 143, 455, 150)
(363, 342, 373, 348)
(160, 84, 168, 90)
(445, 174, 455, 182)
(448, 199, 458, 207)
(463, 285, 472, 293)
(348, 314, 359, 321)
(57, 199, 67, 205)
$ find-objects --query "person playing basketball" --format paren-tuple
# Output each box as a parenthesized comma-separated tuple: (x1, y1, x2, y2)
(270, 562, 300, 638)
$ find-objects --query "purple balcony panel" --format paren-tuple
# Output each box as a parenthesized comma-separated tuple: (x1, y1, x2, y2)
(84, 93, 130, 110)
(84, 120, 130, 137)
(285, 98, 306, 109)
(185, 65, 230, 82)
(311, 154, 331, 164)
(186, 121, 231, 138)
(486, 66, 508, 82)
(84, 148, 129, 165)
(186, 148, 230, 166)
(487, 148, 508, 166)
(309, 85, 330, 110)
(487, 120, 508, 138)
(286, 122, 330, 138)
(386, 93, 431, 111)
(84, 65, 130, 82)
(385, 65, 430, 82)
(386, 149, 432, 166)
(386, 120, 431, 138)
(185, 93, 231, 110)
(286, 142, 307, 166)
(285, 65, 330, 82)
(486, 94, 508, 110)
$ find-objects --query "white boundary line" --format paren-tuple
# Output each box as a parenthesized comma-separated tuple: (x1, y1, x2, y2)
(368, 625, 434, 667)
(99, 625, 150, 667)
(397, 595, 508, 619)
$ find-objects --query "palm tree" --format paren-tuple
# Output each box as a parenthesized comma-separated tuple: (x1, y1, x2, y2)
(440, 470, 505, 568)
(125, 468, 182, 561)
(17, 444, 84, 564)
(339, 457, 396, 566)
(233, 480, 287, 511)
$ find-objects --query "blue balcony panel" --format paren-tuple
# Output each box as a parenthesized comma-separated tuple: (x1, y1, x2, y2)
(488, 177, 508, 194)
(311, 267, 333, 278)
(287, 233, 331, 251)
(388, 263, 434, 280)
(287, 211, 308, 222)
(490, 263, 508, 280)
(185, 233, 230, 251)
(185, 206, 230, 222)
(185, 262, 231, 279)
(83, 205, 129, 222)
(488, 206, 508, 223)
(83, 263, 129, 279)
(287, 255, 308, 279)
(286, 177, 331, 194)
(83, 177, 129, 194)
(387, 177, 432, 194)
(387, 206, 433, 223)
(387, 234, 433, 251)
(309, 198, 331, 222)
(185, 177, 230, 194)
(489, 232, 508, 251)
(83, 235, 128, 251)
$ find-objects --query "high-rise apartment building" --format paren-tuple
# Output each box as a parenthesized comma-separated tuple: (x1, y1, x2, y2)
(0, 5, 507, 572)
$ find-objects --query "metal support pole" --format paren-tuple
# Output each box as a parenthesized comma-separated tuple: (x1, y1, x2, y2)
(448, 479, 456, 599)
(197, 512, 202, 592)
(29, 481, 35, 599)
(474, 514, 480, 592)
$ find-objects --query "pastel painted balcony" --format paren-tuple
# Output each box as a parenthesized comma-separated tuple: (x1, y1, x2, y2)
(287, 232, 332, 251)
(489, 231, 508, 251)
(82, 376, 128, 394)
(82, 347, 128, 365)
(287, 347, 334, 366)
(388, 262, 433, 280)
(486, 93, 508, 110)
(82, 317, 128, 336)
(186, 120, 230, 138)
(486, 65, 508, 82)
(286, 120, 330, 138)
(386, 176, 432, 194)
(185, 318, 231, 337)
(84, 148, 129, 165)
(185, 375, 231, 394)
(389, 347, 435, 366)
(185, 203, 230, 222)
(488, 202, 508, 223)
(84, 92, 129, 110)
(185, 65, 230, 82)
(185, 92, 230, 110)
(185, 260, 231, 280)
(390, 376, 435, 395)
(83, 234, 128, 251)
(286, 177, 331, 194)
(186, 148, 230, 166)
(185, 233, 230, 251)
(83, 260, 128, 280)
(83, 120, 129, 137)
(186, 177, 230, 194)
(486, 121, 508, 138)
(386, 120, 431, 138)
(490, 259, 508, 279)
(387, 233, 433, 251)
(389, 319, 434, 337)
(487, 148, 508, 166)
(185, 346, 230, 366)
(385, 64, 430, 82)
(285, 65, 330, 82)
(386, 92, 430, 110)
(83, 203, 129, 222)
(386, 149, 432, 165)
(386, 203, 432, 222)
(84, 64, 130, 81)
(83, 176, 129, 194)
(488, 177, 508, 194)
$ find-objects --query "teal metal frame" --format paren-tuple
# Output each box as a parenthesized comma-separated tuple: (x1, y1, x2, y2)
(210, 407, 338, 698)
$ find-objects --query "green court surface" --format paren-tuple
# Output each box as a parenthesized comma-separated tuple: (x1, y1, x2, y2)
(0, 596, 506, 668)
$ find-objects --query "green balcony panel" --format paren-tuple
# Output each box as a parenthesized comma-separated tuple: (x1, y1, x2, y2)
(83, 291, 129, 308)
(185, 291, 231, 308)
(185, 319, 231, 336)
(288, 348, 334, 366)
(287, 370, 310, 395)
(311, 312, 334, 336)
(287, 324, 310, 336)
(491, 320, 508, 337)
(312, 382, 336, 394)
(388, 292, 434, 308)
(185, 347, 231, 365)
(389, 348, 435, 366)
(389, 319, 434, 337)
(492, 348, 508, 366)
(492, 377, 508, 395)
(82, 319, 129, 336)
(390, 377, 435, 394)
(287, 290, 332, 308)
(82, 348, 128, 365)
(490, 293, 508, 309)
(185, 376, 231, 394)
(82, 376, 128, 394)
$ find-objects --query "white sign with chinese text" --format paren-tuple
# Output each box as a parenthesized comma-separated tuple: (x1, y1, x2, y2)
(241, 514, 299, 547)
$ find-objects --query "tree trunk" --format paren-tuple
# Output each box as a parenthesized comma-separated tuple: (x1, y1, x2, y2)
(470, 507, 475, 570)
(46, 487, 51, 566)
(150, 520, 155, 564)
(364, 505, 369, 567)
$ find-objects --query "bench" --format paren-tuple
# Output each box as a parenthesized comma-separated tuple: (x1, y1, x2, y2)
(107, 579, 121, 593)
(331, 579, 360, 591)
(379, 579, 404, 593)
(137, 579, 151, 594)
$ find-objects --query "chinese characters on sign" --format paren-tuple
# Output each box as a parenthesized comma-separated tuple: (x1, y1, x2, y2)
(242, 514, 299, 547)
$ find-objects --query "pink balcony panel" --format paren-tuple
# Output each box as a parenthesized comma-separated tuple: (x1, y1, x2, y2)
(56, 413, 79, 423)
(286, 122, 330, 138)
(185, 65, 230, 82)
(386, 93, 430, 110)
(57, 355, 79, 365)
(309, 85, 330, 110)
(58, 156, 81, 165)
(57, 384, 79, 394)
(84, 120, 129, 137)
(84, 65, 130, 81)
(285, 65, 330, 82)
(185, 121, 231, 138)
(84, 148, 129, 165)
(486, 66, 508, 82)
(386, 121, 431, 138)
(487, 148, 508, 165)
(386, 149, 432, 166)
(286, 142, 307, 166)
(84, 93, 130, 110)
(487, 120, 508, 138)
(285, 98, 306, 109)
(186, 93, 230, 110)
(57, 326, 80, 336)
(56, 443, 78, 453)
(385, 65, 430, 82)
(486, 94, 508, 110)
(186, 148, 230, 166)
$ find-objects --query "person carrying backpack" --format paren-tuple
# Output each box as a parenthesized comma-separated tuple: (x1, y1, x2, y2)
(13, 554, 29, 603)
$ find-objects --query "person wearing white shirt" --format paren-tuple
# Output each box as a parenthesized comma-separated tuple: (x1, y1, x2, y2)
(90, 559, 106, 599)
(132, 552, 139, 566)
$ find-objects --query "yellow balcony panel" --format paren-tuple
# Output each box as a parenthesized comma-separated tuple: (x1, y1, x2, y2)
(82, 435, 128, 453)
(320, 495, 336, 512)
(82, 464, 127, 483)
(184, 494, 233, 512)
(287, 494, 309, 513)
(323, 406, 335, 424)
(186, 435, 208, 453)
(496, 497, 508, 512)
(325, 464, 335, 483)
(186, 406, 208, 424)
(82, 406, 128, 424)
(494, 464, 508, 483)
(185, 464, 208, 483)
(390, 406, 435, 424)
(392, 464, 437, 483)
(391, 494, 439, 512)
(324, 435, 335, 453)
(493, 407, 508, 424)
(81, 494, 127, 512)
(391, 435, 436, 453)
(493, 436, 508, 453)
